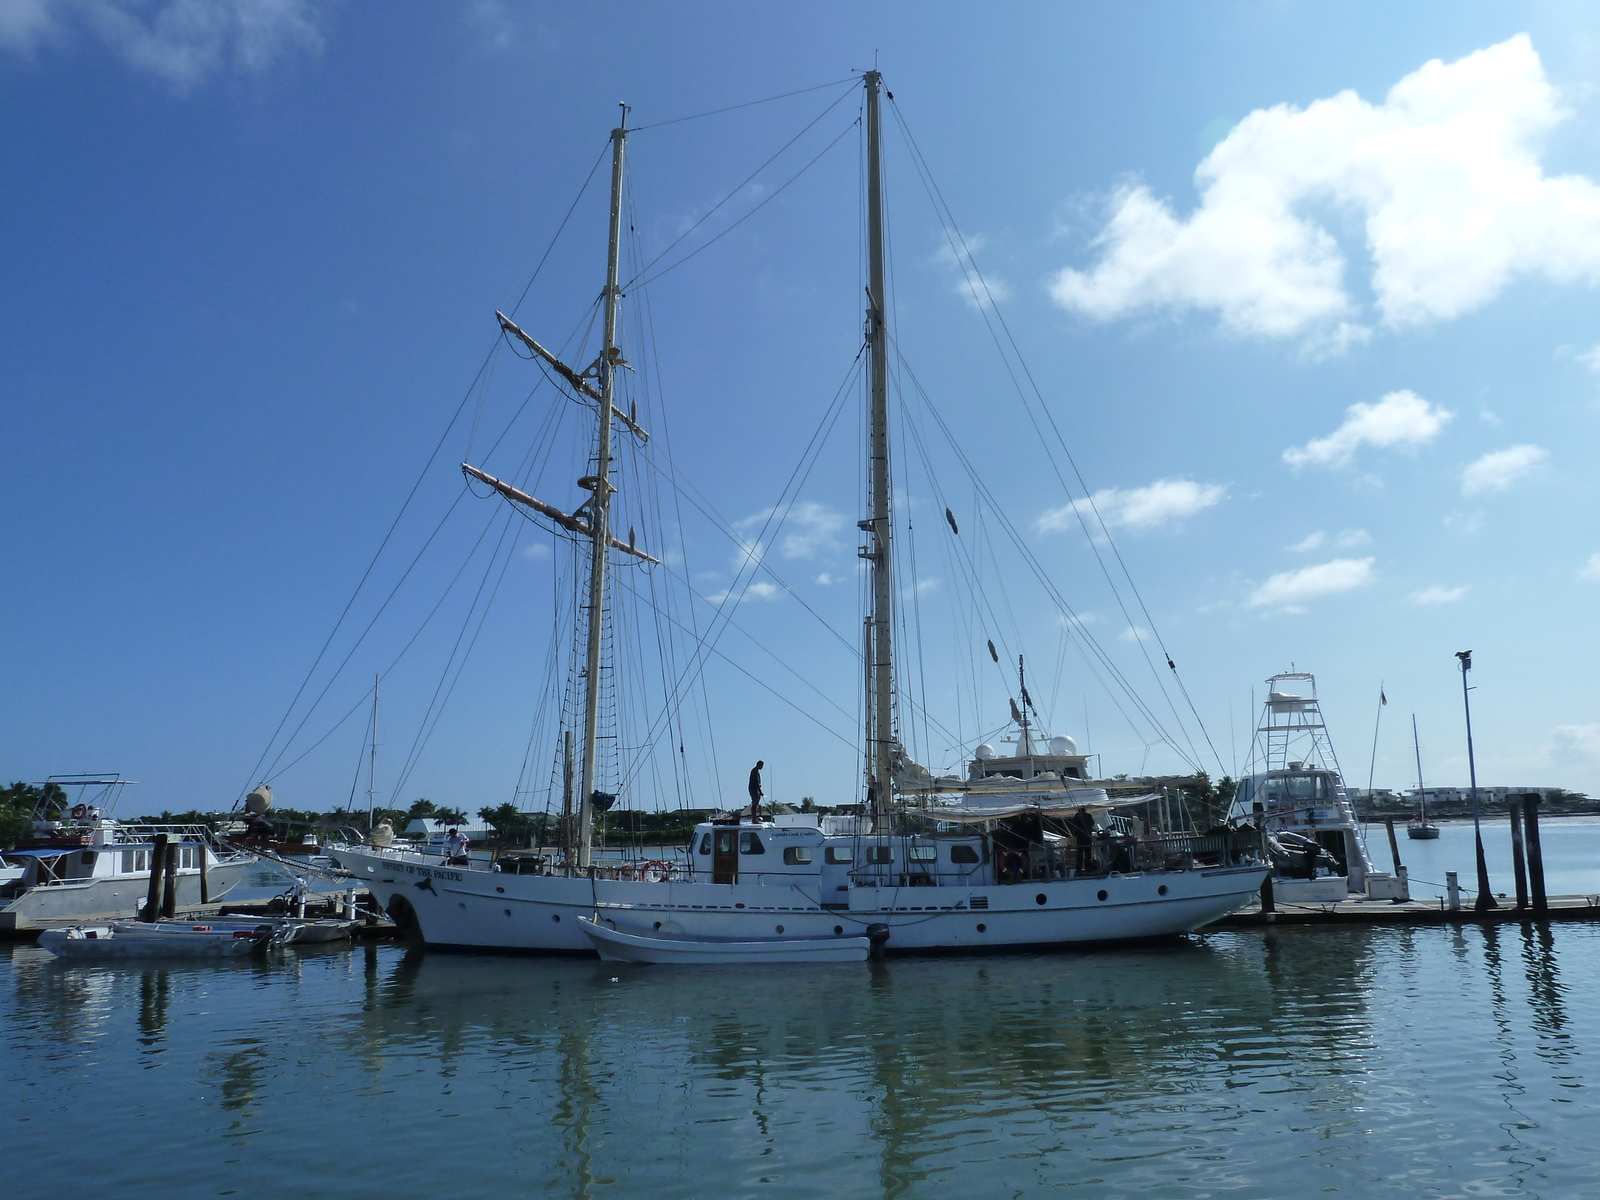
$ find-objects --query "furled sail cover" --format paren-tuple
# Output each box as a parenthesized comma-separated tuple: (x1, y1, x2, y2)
(927, 784, 1160, 823)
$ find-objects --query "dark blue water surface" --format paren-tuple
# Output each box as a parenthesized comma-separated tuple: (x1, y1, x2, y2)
(3, 915, 1597, 1199)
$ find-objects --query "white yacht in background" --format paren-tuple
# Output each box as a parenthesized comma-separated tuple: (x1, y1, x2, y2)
(330, 74, 1266, 952)
(0, 776, 256, 931)
(1228, 674, 1408, 903)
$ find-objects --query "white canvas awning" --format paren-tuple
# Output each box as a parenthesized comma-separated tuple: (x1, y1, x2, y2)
(926, 788, 1161, 823)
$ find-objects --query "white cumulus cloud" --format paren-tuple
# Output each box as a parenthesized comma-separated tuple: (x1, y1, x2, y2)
(1461, 444, 1548, 496)
(1412, 585, 1466, 604)
(0, 0, 328, 91)
(1283, 390, 1453, 468)
(1037, 478, 1225, 535)
(1249, 557, 1375, 609)
(1051, 36, 1600, 342)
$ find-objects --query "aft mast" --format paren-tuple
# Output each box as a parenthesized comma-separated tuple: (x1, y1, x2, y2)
(863, 71, 895, 830)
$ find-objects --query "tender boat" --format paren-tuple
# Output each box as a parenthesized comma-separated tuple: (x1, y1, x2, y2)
(37, 921, 275, 959)
(329, 74, 1268, 953)
(578, 916, 875, 964)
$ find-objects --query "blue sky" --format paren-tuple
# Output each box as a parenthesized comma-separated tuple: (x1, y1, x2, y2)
(7, 1, 1600, 816)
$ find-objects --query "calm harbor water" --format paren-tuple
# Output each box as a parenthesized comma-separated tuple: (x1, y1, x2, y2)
(1364, 814, 1600, 901)
(4, 915, 1598, 1199)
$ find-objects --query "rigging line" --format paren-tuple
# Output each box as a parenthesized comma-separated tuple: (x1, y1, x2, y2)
(258, 486, 474, 782)
(510, 138, 611, 318)
(390, 509, 524, 802)
(892, 350, 1187, 766)
(630, 75, 861, 131)
(632, 117, 860, 289)
(889, 101, 1223, 776)
(263, 495, 508, 786)
(240, 338, 499, 801)
(623, 85, 858, 286)
(347, 692, 374, 810)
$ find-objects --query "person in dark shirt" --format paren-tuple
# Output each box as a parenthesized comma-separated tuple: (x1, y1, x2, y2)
(748, 761, 765, 822)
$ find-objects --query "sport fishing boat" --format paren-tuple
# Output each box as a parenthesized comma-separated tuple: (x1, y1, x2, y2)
(329, 74, 1267, 952)
(0, 776, 256, 932)
(1228, 674, 1408, 902)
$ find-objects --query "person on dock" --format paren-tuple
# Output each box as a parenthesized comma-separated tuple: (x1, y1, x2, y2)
(444, 827, 469, 864)
(748, 761, 765, 822)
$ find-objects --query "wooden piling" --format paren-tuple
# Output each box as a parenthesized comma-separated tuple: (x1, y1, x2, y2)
(160, 840, 179, 917)
(1524, 795, 1548, 916)
(1508, 796, 1529, 911)
(142, 835, 168, 921)
(1259, 874, 1275, 914)
(1383, 817, 1403, 873)
(197, 841, 210, 904)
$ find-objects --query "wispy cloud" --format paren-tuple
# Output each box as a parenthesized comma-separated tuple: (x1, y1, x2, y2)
(1289, 531, 1325, 553)
(734, 502, 845, 564)
(1037, 478, 1225, 535)
(1050, 37, 1600, 345)
(1249, 557, 1375, 609)
(1579, 553, 1600, 582)
(1290, 529, 1371, 552)
(707, 580, 779, 605)
(1461, 444, 1548, 496)
(1118, 625, 1149, 642)
(1412, 584, 1466, 604)
(934, 233, 1011, 311)
(1283, 390, 1452, 469)
(0, 0, 329, 93)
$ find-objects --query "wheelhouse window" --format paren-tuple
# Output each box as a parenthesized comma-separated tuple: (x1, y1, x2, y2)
(715, 831, 736, 855)
(739, 832, 766, 855)
(866, 845, 893, 865)
(949, 844, 980, 864)
(824, 846, 853, 864)
(782, 846, 813, 866)
(908, 846, 937, 862)
(697, 834, 711, 856)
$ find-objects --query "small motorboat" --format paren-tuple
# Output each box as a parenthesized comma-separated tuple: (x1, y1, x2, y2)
(37, 921, 276, 959)
(578, 916, 879, 964)
(165, 914, 357, 944)
(1406, 817, 1441, 840)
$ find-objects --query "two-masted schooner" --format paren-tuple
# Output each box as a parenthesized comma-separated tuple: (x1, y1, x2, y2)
(330, 74, 1267, 952)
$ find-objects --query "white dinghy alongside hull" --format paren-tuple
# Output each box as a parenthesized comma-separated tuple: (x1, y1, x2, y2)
(578, 916, 872, 964)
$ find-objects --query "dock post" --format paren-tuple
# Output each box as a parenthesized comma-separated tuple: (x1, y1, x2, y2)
(1446, 870, 1461, 911)
(198, 842, 210, 905)
(1383, 817, 1403, 874)
(1259, 874, 1275, 914)
(142, 835, 167, 921)
(1524, 794, 1548, 916)
(160, 840, 179, 917)
(1508, 796, 1529, 911)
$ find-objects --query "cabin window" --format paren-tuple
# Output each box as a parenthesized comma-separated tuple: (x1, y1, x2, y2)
(739, 832, 766, 855)
(908, 846, 937, 862)
(866, 845, 893, 865)
(697, 835, 711, 856)
(782, 846, 813, 866)
(825, 846, 853, 864)
(121, 849, 150, 873)
(715, 831, 736, 855)
(80, 850, 98, 868)
(950, 844, 980, 864)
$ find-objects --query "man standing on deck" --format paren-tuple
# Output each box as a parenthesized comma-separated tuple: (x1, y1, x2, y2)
(748, 761, 765, 822)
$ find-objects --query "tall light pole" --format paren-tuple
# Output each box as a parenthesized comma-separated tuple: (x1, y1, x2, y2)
(1456, 650, 1496, 911)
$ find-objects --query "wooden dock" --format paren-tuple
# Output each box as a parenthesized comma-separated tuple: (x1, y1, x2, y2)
(1216, 892, 1600, 929)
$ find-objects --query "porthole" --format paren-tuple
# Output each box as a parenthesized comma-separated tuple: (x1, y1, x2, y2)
(776, 924, 785, 934)
(458, 902, 466, 909)
(1097, 890, 1108, 902)
(1035, 893, 1047, 905)
(552, 913, 561, 922)
(834, 925, 844, 935)
(976, 923, 987, 933)
(496, 887, 505, 894)
(503, 909, 511, 917)
(735, 902, 745, 909)
(1158, 885, 1168, 896)
(654, 921, 662, 930)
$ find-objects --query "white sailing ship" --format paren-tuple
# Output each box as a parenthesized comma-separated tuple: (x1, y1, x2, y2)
(330, 74, 1266, 952)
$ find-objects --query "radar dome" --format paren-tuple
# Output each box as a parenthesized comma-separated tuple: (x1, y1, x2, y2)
(245, 784, 273, 814)
(974, 743, 997, 760)
(1048, 735, 1078, 755)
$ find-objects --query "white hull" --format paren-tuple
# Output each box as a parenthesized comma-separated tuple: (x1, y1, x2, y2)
(38, 922, 270, 959)
(578, 916, 870, 963)
(332, 847, 1264, 954)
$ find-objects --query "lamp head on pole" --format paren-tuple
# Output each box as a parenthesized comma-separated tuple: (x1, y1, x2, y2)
(1456, 650, 1472, 672)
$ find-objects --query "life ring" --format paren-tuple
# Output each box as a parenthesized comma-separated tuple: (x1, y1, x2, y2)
(641, 859, 671, 883)
(70, 804, 88, 820)
(998, 850, 1026, 883)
